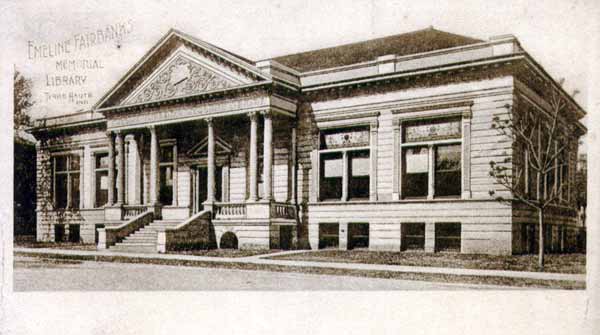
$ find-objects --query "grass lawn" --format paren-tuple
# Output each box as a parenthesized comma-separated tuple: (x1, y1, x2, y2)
(14, 241, 97, 251)
(268, 250, 586, 274)
(167, 249, 279, 258)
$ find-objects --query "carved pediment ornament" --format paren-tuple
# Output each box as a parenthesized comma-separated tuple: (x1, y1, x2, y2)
(123, 56, 236, 105)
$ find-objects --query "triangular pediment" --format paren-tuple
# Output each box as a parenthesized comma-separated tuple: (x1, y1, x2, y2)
(95, 29, 270, 109)
(121, 50, 245, 106)
(187, 136, 232, 157)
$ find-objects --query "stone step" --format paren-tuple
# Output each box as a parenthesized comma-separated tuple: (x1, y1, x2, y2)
(123, 236, 156, 242)
(116, 240, 156, 245)
(110, 245, 157, 253)
(124, 234, 156, 239)
(130, 230, 158, 235)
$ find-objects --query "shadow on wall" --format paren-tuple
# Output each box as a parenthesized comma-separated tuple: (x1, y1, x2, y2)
(14, 138, 36, 237)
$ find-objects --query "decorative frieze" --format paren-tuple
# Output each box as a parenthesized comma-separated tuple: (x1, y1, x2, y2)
(322, 128, 370, 149)
(403, 118, 462, 143)
(122, 55, 236, 106)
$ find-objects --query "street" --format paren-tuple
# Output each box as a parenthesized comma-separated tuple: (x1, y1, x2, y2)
(13, 256, 501, 290)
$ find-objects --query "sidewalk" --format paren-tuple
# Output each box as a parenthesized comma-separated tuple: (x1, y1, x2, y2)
(13, 247, 585, 283)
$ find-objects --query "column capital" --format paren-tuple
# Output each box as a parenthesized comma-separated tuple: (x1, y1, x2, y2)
(260, 109, 272, 119)
(370, 120, 379, 131)
(205, 117, 214, 126)
(114, 129, 122, 135)
(247, 111, 259, 121)
(147, 124, 156, 132)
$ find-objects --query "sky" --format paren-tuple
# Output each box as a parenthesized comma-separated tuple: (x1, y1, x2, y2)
(5, 0, 596, 130)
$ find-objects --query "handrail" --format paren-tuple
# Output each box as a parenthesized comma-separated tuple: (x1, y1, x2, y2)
(157, 210, 213, 252)
(97, 211, 153, 249)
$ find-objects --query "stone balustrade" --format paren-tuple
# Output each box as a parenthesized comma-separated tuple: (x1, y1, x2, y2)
(271, 203, 297, 220)
(214, 202, 247, 219)
(123, 205, 148, 219)
(213, 201, 297, 221)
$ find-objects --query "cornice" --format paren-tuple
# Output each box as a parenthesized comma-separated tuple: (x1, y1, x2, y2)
(97, 81, 272, 115)
(301, 54, 524, 93)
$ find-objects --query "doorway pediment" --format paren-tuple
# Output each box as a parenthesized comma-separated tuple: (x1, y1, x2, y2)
(187, 136, 232, 158)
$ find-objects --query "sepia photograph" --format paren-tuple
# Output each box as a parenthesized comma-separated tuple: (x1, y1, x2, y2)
(2, 0, 599, 334)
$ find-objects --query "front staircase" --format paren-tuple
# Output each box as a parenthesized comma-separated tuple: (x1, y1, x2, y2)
(110, 220, 180, 253)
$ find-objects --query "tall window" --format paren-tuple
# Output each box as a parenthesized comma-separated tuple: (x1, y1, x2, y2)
(435, 144, 461, 197)
(401, 118, 462, 199)
(320, 152, 343, 200)
(403, 146, 429, 197)
(53, 154, 80, 209)
(94, 152, 109, 207)
(159, 143, 175, 205)
(319, 126, 370, 201)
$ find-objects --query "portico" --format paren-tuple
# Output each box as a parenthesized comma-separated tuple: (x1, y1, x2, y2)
(101, 107, 294, 221)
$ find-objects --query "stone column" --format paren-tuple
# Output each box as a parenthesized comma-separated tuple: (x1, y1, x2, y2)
(291, 124, 297, 204)
(461, 110, 472, 199)
(392, 119, 402, 200)
(115, 131, 125, 205)
(427, 144, 435, 200)
(66, 156, 72, 209)
(262, 110, 273, 201)
(149, 125, 160, 205)
(369, 120, 378, 201)
(189, 169, 195, 213)
(248, 111, 259, 201)
(79, 149, 85, 208)
(206, 118, 216, 204)
(107, 131, 115, 206)
(172, 143, 178, 206)
(341, 151, 348, 201)
(125, 134, 141, 205)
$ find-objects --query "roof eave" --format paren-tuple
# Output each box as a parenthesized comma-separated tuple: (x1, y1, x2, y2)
(521, 52, 587, 120)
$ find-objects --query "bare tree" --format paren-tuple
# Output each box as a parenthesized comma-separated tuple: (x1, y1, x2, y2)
(489, 82, 574, 269)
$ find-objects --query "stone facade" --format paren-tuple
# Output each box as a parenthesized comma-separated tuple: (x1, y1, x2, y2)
(29, 28, 586, 254)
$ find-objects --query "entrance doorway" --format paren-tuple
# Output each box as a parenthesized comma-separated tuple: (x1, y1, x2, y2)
(192, 166, 222, 213)
(280, 226, 293, 250)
